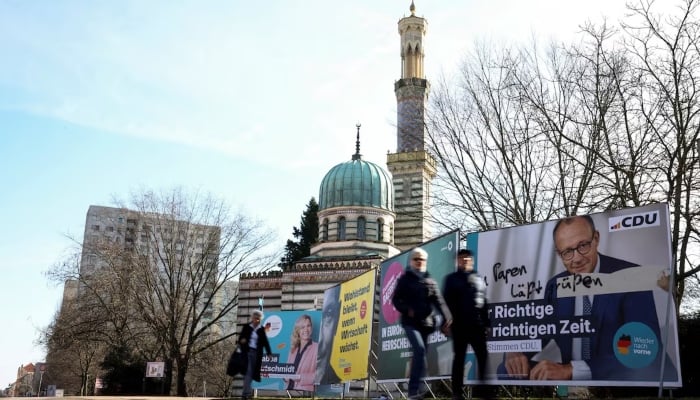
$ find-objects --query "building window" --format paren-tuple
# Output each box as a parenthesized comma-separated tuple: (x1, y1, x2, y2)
(322, 219, 329, 242)
(92, 224, 100, 231)
(377, 218, 384, 242)
(357, 217, 366, 240)
(338, 217, 346, 241)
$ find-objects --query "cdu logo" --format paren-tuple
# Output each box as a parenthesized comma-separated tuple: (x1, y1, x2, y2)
(609, 211, 660, 232)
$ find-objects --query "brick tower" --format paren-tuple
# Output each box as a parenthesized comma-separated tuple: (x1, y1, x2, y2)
(387, 1, 436, 250)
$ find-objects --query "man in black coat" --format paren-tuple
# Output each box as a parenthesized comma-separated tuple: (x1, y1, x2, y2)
(238, 310, 272, 400)
(392, 247, 452, 400)
(443, 249, 492, 400)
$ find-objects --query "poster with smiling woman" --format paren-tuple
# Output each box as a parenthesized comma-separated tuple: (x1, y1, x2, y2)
(254, 310, 321, 391)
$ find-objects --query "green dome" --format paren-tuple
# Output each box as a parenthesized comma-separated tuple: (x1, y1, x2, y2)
(319, 157, 394, 211)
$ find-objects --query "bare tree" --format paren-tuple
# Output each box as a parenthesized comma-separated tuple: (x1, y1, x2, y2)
(41, 305, 105, 395)
(426, 0, 700, 312)
(42, 253, 114, 395)
(46, 187, 279, 396)
(426, 38, 596, 231)
(44, 242, 156, 394)
(621, 0, 700, 311)
(184, 338, 237, 398)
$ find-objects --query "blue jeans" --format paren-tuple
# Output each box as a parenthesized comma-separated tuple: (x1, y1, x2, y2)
(403, 324, 429, 397)
(243, 349, 257, 397)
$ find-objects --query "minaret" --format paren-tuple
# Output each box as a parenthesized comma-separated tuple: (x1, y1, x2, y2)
(386, 1, 436, 250)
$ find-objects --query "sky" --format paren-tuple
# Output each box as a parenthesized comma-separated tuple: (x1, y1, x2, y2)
(0, 0, 635, 388)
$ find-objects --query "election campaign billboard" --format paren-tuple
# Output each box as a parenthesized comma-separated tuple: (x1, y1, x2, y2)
(471, 203, 681, 387)
(315, 269, 376, 384)
(255, 310, 322, 391)
(377, 230, 460, 382)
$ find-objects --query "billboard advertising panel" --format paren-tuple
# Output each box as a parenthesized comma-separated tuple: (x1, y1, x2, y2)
(472, 203, 681, 387)
(254, 310, 322, 391)
(315, 269, 376, 384)
(377, 230, 460, 382)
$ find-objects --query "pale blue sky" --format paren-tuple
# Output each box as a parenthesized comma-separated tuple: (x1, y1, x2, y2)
(0, 0, 631, 387)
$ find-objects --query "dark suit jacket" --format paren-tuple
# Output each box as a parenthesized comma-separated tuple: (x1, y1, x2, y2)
(543, 254, 676, 381)
(497, 253, 677, 381)
(238, 323, 272, 382)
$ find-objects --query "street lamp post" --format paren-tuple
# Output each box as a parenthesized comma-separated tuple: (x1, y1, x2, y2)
(37, 371, 44, 397)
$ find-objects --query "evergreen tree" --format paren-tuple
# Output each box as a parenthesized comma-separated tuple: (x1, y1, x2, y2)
(282, 197, 319, 268)
(100, 344, 146, 395)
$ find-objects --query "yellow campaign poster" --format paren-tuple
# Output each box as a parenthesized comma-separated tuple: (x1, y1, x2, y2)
(330, 269, 376, 382)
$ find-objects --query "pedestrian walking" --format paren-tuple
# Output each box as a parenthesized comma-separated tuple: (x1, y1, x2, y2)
(443, 249, 492, 400)
(392, 247, 452, 400)
(237, 310, 272, 400)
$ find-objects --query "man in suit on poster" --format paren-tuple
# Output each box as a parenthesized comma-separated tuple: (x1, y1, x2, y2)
(500, 215, 676, 381)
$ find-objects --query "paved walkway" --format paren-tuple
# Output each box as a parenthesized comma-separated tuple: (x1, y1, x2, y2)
(3, 397, 220, 400)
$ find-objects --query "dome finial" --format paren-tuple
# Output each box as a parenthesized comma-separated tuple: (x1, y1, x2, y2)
(352, 123, 362, 160)
(409, 1, 415, 16)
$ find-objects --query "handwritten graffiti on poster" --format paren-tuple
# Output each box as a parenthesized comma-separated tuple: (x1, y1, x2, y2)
(471, 204, 681, 387)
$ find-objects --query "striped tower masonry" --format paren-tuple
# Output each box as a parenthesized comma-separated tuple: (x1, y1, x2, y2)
(387, 2, 436, 250)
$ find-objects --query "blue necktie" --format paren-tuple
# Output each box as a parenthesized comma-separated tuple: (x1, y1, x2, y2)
(582, 296, 592, 360)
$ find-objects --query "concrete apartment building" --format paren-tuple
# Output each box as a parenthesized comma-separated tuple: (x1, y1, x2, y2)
(75, 204, 228, 330)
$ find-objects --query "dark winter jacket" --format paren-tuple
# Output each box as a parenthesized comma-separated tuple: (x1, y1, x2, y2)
(238, 323, 272, 382)
(392, 267, 452, 333)
(443, 270, 490, 329)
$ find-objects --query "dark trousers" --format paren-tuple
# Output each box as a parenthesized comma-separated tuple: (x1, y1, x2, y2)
(451, 325, 489, 399)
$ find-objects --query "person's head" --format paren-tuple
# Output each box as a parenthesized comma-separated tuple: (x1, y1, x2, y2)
(291, 314, 313, 350)
(319, 286, 340, 355)
(409, 247, 428, 272)
(552, 215, 600, 275)
(457, 249, 474, 272)
(250, 310, 264, 327)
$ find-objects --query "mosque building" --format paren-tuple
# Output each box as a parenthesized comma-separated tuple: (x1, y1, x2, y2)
(50, 3, 435, 396)
(236, 1, 436, 327)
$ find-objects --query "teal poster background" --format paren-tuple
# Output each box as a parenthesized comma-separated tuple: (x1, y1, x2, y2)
(377, 230, 459, 382)
(254, 310, 321, 390)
